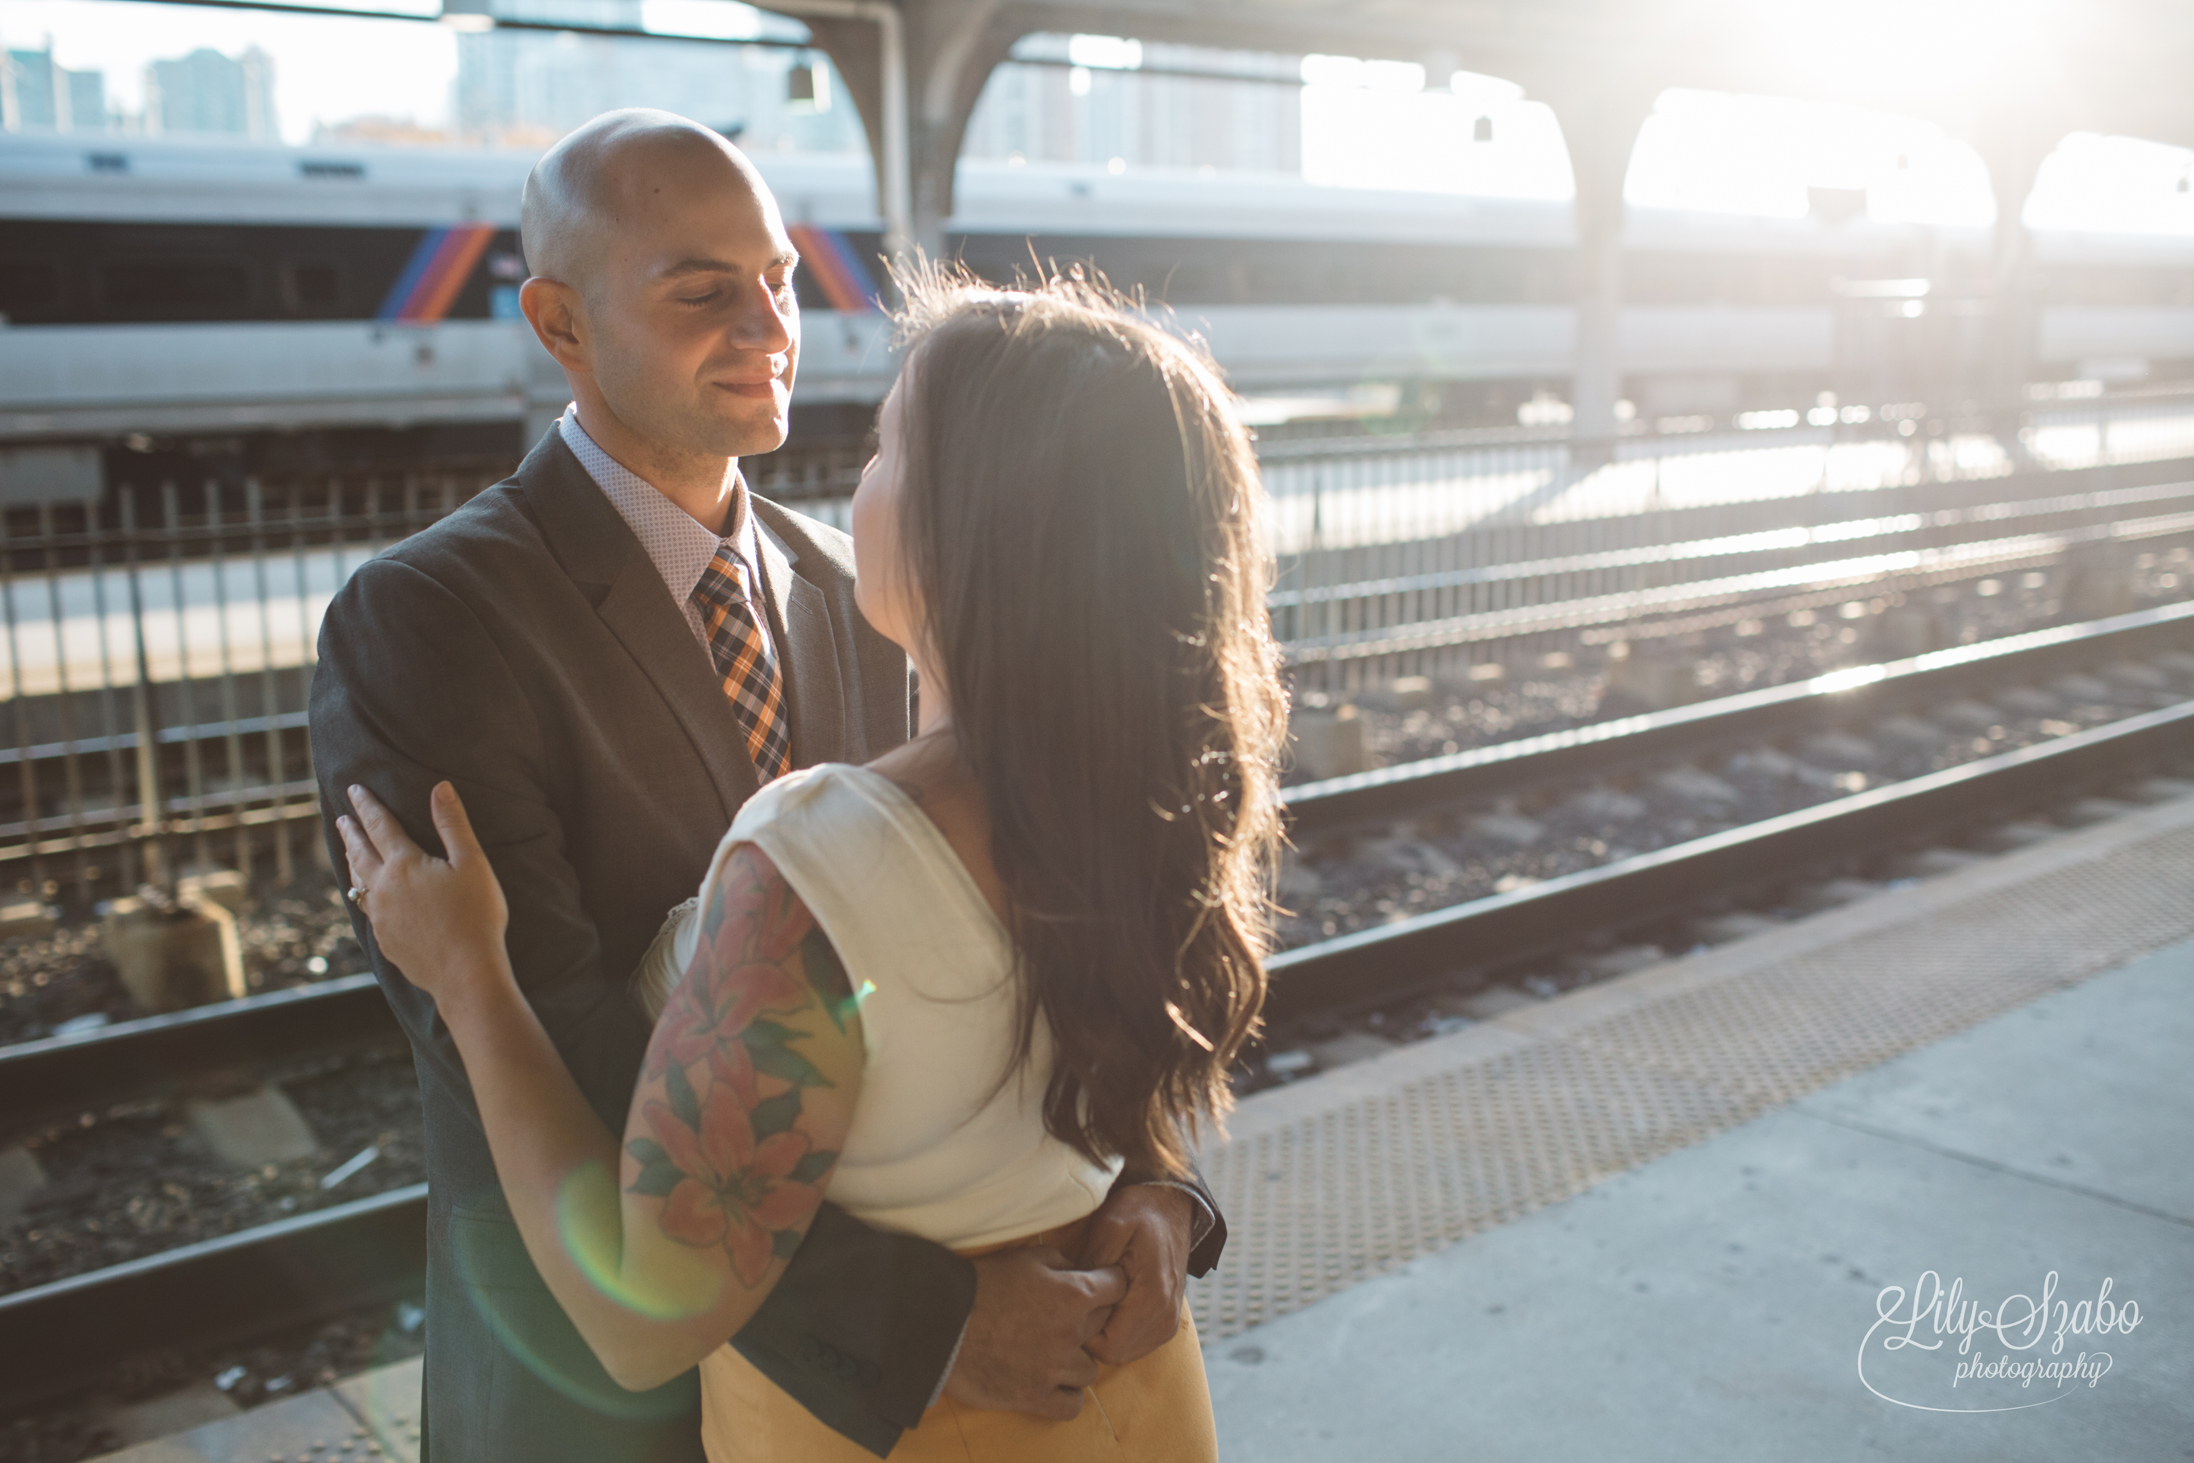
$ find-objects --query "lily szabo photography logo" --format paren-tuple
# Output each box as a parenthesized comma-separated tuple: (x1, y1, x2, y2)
(1859, 1270, 2142, 1413)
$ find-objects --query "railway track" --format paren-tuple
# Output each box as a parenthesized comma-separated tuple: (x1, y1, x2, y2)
(1284, 597, 2194, 838)
(3, 447, 2190, 899)
(5, 599, 2194, 1417)
(1272, 461, 2194, 669)
(1266, 700, 2194, 1024)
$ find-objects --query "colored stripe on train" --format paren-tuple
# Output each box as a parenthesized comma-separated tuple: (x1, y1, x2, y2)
(377, 224, 497, 323)
(787, 224, 882, 314)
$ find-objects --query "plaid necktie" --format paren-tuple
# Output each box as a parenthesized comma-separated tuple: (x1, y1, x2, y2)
(692, 544, 791, 783)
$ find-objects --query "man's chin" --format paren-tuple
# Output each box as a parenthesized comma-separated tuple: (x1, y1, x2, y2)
(701, 406, 790, 459)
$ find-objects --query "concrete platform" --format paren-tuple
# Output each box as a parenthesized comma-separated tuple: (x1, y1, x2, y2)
(1203, 937, 2194, 1460)
(87, 794, 2194, 1461)
(92, 1358, 420, 1463)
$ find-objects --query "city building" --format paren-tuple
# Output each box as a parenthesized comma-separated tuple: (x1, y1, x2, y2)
(145, 46, 276, 139)
(963, 38, 1303, 175)
(1, 44, 107, 132)
(452, 0, 860, 155)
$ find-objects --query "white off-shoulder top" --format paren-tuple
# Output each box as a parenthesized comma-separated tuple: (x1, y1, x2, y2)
(635, 762, 1123, 1250)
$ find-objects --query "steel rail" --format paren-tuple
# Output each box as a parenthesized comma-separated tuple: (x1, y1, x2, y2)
(1283, 506, 2194, 665)
(1264, 697, 2194, 1024)
(1282, 598, 2194, 837)
(1266, 475, 2194, 613)
(0, 1184, 427, 1416)
(7, 681, 2192, 1415)
(0, 975, 398, 1138)
(8, 603, 2194, 1129)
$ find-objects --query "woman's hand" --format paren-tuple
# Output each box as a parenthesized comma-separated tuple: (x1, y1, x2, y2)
(337, 782, 511, 1011)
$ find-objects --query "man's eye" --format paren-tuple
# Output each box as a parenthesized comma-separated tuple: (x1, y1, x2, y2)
(681, 291, 721, 306)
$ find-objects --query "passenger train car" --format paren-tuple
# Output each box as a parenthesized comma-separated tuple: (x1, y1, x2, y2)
(1, 130, 2190, 500)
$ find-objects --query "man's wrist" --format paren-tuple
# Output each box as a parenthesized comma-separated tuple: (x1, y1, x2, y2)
(1127, 1178, 1214, 1249)
(926, 1315, 971, 1410)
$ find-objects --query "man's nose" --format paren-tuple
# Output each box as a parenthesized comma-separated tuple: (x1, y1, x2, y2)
(728, 276, 796, 355)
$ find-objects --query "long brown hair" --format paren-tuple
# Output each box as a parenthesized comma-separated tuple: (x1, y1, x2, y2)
(890, 267, 1285, 1176)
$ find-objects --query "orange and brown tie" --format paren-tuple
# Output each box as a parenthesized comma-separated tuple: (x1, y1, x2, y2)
(693, 544, 791, 782)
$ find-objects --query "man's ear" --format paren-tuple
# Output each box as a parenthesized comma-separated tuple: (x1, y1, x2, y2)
(520, 277, 589, 374)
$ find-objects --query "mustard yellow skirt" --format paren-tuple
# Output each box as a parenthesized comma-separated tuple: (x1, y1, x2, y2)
(699, 1215, 1218, 1463)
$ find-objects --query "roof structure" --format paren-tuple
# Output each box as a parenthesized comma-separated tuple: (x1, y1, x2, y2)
(990, 0, 2194, 152)
(786, 0, 2189, 428)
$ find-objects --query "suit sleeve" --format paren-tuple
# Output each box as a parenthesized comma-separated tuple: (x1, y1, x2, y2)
(311, 557, 972, 1457)
(1113, 1163, 1228, 1277)
(311, 555, 650, 1132)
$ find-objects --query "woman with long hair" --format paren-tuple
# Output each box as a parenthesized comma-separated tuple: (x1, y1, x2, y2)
(335, 270, 1286, 1459)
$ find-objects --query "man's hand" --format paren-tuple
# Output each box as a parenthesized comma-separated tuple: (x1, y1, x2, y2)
(1078, 1185, 1193, 1367)
(944, 1247, 1126, 1419)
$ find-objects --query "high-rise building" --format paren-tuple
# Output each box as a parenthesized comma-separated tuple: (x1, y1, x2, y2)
(962, 39, 1303, 175)
(146, 46, 276, 139)
(2, 44, 108, 132)
(451, 0, 860, 155)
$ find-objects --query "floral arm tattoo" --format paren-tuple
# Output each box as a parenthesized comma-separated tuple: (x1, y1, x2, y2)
(623, 844, 864, 1290)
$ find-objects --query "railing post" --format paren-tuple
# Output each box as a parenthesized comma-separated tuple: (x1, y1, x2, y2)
(0, 501, 39, 898)
(248, 477, 293, 886)
(122, 488, 168, 892)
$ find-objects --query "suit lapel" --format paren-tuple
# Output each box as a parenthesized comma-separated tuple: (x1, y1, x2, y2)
(754, 514, 845, 769)
(520, 433, 758, 820)
(595, 554, 760, 814)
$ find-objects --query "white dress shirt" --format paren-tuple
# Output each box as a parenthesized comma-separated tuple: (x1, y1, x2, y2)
(558, 405, 776, 667)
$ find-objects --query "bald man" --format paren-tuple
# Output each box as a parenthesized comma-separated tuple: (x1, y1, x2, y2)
(310, 111, 1223, 1463)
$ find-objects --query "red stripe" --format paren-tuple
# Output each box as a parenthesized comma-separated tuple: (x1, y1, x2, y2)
(406, 225, 496, 324)
(392, 229, 469, 320)
(789, 223, 864, 312)
(814, 228, 881, 313)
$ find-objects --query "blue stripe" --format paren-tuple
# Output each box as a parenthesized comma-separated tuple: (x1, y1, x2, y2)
(824, 229, 880, 308)
(376, 228, 448, 321)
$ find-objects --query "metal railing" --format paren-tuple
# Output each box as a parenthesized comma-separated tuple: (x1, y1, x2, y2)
(0, 472, 498, 902)
(1, 392, 2190, 892)
(771, 391, 2194, 686)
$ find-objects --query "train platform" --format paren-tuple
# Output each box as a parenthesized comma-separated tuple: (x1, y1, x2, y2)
(92, 1359, 419, 1462)
(1197, 786, 2194, 1459)
(84, 789, 2193, 1461)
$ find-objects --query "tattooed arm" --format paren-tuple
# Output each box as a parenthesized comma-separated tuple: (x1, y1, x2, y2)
(338, 781, 863, 1392)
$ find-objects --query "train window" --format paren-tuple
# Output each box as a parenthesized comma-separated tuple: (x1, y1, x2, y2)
(279, 259, 344, 314)
(0, 259, 63, 321)
(1627, 252, 1843, 307)
(102, 258, 252, 312)
(84, 152, 128, 174)
(2043, 264, 2194, 308)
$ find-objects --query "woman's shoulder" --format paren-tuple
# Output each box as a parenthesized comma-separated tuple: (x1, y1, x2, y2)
(725, 763, 915, 857)
(722, 762, 988, 940)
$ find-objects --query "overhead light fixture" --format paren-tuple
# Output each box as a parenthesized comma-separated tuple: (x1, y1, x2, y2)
(786, 57, 829, 111)
(1066, 34, 1142, 71)
(440, 2, 494, 31)
(1833, 277, 1931, 299)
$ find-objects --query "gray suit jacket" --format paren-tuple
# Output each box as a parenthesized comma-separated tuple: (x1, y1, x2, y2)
(310, 430, 967, 1461)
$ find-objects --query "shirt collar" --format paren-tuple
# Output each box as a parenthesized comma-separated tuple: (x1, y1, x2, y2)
(559, 406, 759, 604)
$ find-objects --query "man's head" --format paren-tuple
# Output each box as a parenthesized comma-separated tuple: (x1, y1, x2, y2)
(519, 109, 798, 464)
